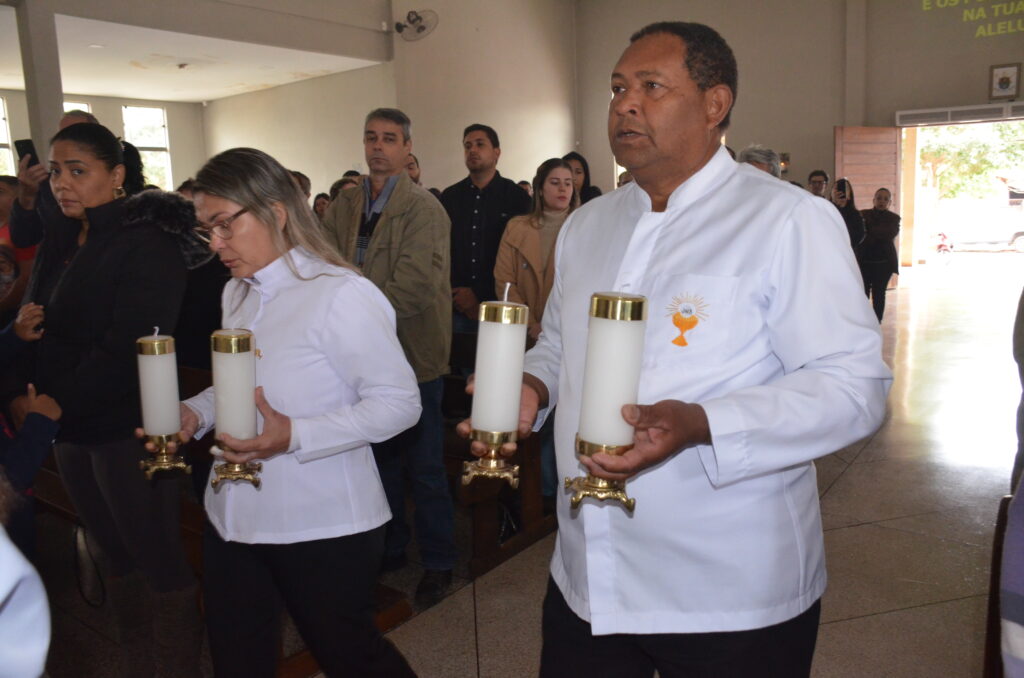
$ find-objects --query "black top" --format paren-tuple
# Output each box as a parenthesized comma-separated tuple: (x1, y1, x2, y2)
(580, 185, 603, 204)
(833, 202, 865, 249)
(441, 172, 531, 303)
(175, 256, 230, 371)
(35, 195, 189, 444)
(857, 208, 901, 275)
(13, 181, 85, 306)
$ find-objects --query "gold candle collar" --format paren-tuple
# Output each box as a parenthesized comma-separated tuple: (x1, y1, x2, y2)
(590, 293, 647, 322)
(137, 336, 175, 355)
(211, 330, 253, 354)
(479, 301, 529, 325)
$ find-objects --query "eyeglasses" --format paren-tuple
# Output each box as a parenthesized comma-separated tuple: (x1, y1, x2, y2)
(193, 208, 248, 243)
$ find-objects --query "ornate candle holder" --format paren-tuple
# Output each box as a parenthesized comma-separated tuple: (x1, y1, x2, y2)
(211, 448, 262, 489)
(139, 433, 191, 480)
(461, 300, 528, 489)
(565, 435, 635, 511)
(565, 292, 647, 513)
(137, 335, 189, 479)
(462, 430, 519, 488)
(209, 330, 261, 489)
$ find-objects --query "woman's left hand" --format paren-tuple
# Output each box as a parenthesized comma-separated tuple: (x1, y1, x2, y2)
(218, 387, 292, 463)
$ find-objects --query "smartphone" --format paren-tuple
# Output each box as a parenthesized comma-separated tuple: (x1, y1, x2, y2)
(14, 139, 39, 167)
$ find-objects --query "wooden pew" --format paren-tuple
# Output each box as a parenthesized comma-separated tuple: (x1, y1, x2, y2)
(442, 329, 557, 578)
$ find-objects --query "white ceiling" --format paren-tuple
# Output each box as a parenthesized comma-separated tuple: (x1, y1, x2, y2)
(0, 9, 382, 103)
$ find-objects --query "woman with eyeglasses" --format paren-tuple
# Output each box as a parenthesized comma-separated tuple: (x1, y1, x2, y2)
(174, 147, 419, 677)
(34, 122, 206, 675)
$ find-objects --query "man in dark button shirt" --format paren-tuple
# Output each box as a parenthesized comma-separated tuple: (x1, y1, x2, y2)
(441, 124, 531, 333)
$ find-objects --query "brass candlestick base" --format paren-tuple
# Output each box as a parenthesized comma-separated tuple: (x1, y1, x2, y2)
(139, 434, 191, 480)
(462, 430, 519, 488)
(211, 446, 262, 488)
(564, 435, 635, 511)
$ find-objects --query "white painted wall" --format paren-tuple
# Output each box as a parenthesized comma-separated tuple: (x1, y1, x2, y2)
(0, 87, 206, 187)
(574, 1, 847, 192)
(202, 63, 398, 197)
(864, 0, 1024, 126)
(391, 0, 577, 190)
(573, 0, 1023, 191)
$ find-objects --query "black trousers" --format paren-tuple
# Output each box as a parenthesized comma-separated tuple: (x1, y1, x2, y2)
(202, 523, 416, 678)
(860, 261, 892, 322)
(539, 578, 820, 678)
(54, 439, 194, 592)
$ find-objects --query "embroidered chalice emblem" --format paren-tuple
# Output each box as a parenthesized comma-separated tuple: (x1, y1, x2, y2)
(666, 294, 708, 347)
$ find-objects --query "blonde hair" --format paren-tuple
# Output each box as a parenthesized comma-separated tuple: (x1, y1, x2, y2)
(193, 148, 355, 308)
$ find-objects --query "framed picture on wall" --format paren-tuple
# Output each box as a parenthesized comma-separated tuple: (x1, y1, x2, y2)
(990, 63, 1021, 101)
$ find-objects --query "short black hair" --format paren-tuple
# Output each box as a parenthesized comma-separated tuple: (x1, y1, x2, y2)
(366, 108, 412, 142)
(314, 192, 329, 202)
(342, 170, 361, 178)
(808, 169, 829, 183)
(463, 124, 499, 149)
(630, 22, 738, 131)
(176, 178, 195, 193)
(52, 122, 146, 196)
(0, 175, 17, 189)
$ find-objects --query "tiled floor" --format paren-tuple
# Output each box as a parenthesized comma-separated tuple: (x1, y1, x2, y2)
(36, 252, 1023, 677)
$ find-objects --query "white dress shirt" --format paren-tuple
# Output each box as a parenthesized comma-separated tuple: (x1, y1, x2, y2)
(524, 147, 892, 635)
(0, 527, 50, 678)
(185, 248, 421, 544)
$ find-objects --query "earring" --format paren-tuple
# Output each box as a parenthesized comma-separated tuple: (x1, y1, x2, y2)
(113, 186, 126, 199)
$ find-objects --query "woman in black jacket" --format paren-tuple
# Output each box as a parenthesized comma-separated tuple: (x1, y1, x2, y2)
(37, 122, 204, 675)
(856, 187, 901, 322)
(830, 178, 865, 249)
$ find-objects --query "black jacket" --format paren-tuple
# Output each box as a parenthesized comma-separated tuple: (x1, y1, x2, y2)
(35, 191, 197, 444)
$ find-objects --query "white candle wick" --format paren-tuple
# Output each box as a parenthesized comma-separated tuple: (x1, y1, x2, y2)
(153, 326, 159, 337)
(503, 282, 511, 302)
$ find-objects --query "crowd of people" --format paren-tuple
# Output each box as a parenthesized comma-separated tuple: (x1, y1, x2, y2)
(0, 20, 898, 678)
(736, 148, 902, 321)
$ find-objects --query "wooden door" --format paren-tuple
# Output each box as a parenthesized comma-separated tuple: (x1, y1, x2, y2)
(835, 126, 907, 273)
(834, 126, 900, 213)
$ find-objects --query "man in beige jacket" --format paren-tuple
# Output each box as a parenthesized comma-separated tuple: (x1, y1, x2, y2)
(322, 108, 455, 606)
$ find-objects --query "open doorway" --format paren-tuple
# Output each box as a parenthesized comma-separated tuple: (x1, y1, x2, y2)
(902, 120, 1024, 265)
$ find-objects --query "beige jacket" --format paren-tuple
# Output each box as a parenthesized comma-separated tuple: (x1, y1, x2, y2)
(322, 173, 452, 383)
(493, 214, 556, 329)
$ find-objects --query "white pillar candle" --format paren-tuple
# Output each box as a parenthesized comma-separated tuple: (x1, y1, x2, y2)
(136, 334, 180, 436)
(577, 293, 647, 447)
(471, 301, 529, 433)
(211, 329, 257, 440)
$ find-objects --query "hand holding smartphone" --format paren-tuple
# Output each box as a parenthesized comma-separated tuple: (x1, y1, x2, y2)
(14, 139, 39, 167)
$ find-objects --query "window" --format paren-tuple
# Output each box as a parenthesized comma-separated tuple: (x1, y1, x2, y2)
(0, 98, 14, 176)
(122, 106, 172, 190)
(63, 101, 91, 113)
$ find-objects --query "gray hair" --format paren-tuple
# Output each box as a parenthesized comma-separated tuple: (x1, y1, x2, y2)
(365, 108, 412, 143)
(737, 144, 781, 178)
(193, 148, 356, 309)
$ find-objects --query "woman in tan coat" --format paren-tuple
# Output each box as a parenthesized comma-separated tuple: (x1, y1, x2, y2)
(493, 158, 578, 344)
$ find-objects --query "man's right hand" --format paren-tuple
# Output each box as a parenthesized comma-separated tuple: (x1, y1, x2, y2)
(452, 286, 479, 316)
(456, 378, 544, 458)
(17, 153, 48, 210)
(25, 383, 61, 422)
(134, 403, 199, 454)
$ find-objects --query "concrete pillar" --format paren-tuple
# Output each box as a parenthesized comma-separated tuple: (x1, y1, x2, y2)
(15, 0, 63, 156)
